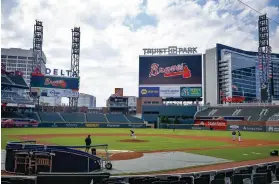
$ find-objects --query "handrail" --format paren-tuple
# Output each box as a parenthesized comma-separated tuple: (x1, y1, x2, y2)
(7, 140, 37, 144)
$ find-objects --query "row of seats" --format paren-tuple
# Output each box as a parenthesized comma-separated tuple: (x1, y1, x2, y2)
(1, 76, 12, 84)
(1, 112, 40, 121)
(196, 106, 279, 122)
(107, 163, 279, 184)
(1, 91, 33, 104)
(2, 75, 28, 87)
(1, 163, 279, 184)
(268, 113, 279, 121)
(1, 112, 144, 124)
(40, 113, 143, 123)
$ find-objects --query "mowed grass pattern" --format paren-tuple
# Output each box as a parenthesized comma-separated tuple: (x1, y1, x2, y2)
(38, 136, 231, 151)
(2, 128, 279, 140)
(2, 128, 279, 161)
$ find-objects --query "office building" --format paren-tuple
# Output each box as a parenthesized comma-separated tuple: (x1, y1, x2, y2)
(78, 93, 96, 109)
(204, 44, 279, 104)
(1, 48, 62, 105)
(1, 48, 47, 84)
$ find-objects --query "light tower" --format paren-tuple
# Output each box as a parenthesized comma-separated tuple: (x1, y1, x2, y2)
(69, 27, 81, 108)
(31, 20, 44, 108)
(258, 14, 272, 103)
(32, 20, 44, 72)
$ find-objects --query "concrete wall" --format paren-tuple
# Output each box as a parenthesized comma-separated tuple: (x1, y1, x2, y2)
(204, 47, 218, 105)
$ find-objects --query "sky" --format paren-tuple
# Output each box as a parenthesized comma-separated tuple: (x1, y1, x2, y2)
(1, 0, 279, 107)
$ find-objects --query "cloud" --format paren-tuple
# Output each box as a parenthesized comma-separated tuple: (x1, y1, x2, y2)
(1, 0, 279, 106)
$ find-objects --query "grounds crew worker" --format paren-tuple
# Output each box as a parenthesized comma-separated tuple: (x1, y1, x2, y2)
(85, 135, 91, 153)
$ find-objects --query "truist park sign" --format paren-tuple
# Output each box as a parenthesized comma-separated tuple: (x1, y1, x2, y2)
(143, 46, 198, 55)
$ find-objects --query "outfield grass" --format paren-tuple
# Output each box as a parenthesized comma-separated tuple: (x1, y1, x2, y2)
(2, 128, 279, 140)
(38, 136, 231, 151)
(1, 128, 279, 162)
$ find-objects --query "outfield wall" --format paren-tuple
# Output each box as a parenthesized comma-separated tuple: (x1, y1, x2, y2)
(3, 121, 279, 132)
(159, 120, 279, 132)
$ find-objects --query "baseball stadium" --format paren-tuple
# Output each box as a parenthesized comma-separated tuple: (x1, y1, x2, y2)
(1, 20, 279, 184)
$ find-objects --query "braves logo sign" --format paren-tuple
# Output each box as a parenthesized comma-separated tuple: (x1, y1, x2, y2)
(149, 63, 191, 78)
(44, 78, 67, 88)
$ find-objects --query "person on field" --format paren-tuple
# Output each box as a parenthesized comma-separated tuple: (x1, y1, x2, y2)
(85, 135, 91, 153)
(130, 130, 136, 140)
(232, 130, 236, 141)
(238, 131, 241, 142)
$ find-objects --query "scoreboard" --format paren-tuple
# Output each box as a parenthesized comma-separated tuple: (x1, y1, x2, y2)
(108, 96, 128, 114)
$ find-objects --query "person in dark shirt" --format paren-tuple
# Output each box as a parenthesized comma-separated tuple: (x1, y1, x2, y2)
(130, 130, 136, 139)
(238, 131, 241, 142)
(232, 130, 236, 141)
(85, 135, 91, 153)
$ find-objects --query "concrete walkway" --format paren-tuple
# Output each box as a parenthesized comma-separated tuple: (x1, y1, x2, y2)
(1, 150, 231, 174)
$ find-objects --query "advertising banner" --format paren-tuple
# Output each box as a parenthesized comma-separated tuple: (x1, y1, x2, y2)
(159, 87, 180, 97)
(159, 124, 193, 129)
(30, 75, 79, 90)
(139, 87, 160, 97)
(227, 125, 266, 132)
(139, 55, 202, 85)
(39, 123, 146, 128)
(266, 126, 279, 132)
(39, 123, 85, 128)
(159, 124, 210, 130)
(85, 123, 147, 128)
(180, 87, 202, 98)
(39, 88, 79, 97)
(194, 120, 227, 130)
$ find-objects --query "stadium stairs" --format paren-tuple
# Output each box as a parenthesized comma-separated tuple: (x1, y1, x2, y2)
(58, 112, 67, 122)
(124, 115, 132, 123)
(84, 113, 87, 122)
(34, 112, 41, 122)
(2, 112, 145, 124)
(104, 114, 110, 123)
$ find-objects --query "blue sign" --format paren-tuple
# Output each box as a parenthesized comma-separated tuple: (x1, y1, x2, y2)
(139, 87, 160, 97)
(180, 87, 202, 97)
(30, 75, 80, 90)
(227, 125, 266, 132)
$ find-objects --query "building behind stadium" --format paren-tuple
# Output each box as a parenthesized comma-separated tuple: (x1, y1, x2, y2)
(204, 44, 279, 105)
(1, 48, 62, 106)
(78, 93, 96, 109)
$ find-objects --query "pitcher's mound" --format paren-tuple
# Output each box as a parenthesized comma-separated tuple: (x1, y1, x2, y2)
(119, 139, 149, 143)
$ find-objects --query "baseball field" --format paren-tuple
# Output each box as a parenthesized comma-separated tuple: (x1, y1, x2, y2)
(2, 128, 279, 174)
